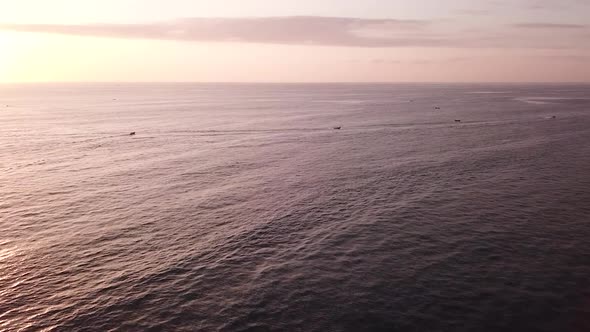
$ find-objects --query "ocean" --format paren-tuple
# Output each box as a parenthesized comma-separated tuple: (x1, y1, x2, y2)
(1, 83, 589, 331)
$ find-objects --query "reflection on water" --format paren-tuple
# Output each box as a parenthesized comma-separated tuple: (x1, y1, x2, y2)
(1, 83, 590, 331)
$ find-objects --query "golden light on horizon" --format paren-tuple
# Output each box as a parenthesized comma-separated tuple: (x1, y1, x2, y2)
(0, 32, 21, 80)
(0, 32, 165, 82)
(1, 28, 589, 83)
(0, 31, 79, 82)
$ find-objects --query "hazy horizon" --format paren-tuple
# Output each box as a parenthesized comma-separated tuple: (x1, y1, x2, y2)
(3, 81, 590, 84)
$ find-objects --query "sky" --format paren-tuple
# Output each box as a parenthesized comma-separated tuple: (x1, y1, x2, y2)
(0, 0, 589, 82)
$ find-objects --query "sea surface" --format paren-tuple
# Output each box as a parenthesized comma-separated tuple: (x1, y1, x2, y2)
(1, 83, 589, 331)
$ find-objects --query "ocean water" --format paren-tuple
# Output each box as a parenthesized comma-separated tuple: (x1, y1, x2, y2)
(1, 83, 589, 332)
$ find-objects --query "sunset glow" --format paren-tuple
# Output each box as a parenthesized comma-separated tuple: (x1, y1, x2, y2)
(2, 2, 590, 331)
(1, 0, 589, 82)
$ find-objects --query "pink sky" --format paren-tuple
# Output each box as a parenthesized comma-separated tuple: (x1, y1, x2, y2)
(1, 0, 589, 82)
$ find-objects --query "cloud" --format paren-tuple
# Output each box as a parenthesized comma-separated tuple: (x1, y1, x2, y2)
(371, 57, 471, 65)
(0, 16, 589, 50)
(526, 0, 590, 10)
(528, 54, 590, 62)
(513, 23, 587, 29)
(0, 16, 447, 48)
(455, 9, 491, 16)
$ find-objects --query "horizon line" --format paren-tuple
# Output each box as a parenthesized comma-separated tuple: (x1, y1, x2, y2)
(1, 81, 590, 85)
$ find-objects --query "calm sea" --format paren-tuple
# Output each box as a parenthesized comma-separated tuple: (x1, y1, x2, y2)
(1, 83, 589, 331)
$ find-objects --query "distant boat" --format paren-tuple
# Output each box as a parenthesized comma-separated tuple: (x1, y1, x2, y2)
(129, 132, 136, 136)
(551, 116, 557, 119)
(434, 107, 441, 110)
(454, 120, 461, 123)
(333, 126, 342, 130)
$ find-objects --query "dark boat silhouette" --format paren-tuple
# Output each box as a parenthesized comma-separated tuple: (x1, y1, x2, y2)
(129, 132, 136, 136)
(454, 120, 461, 123)
(333, 126, 342, 130)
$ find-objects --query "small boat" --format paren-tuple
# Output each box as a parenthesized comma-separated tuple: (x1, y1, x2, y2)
(454, 120, 461, 123)
(434, 107, 441, 110)
(551, 116, 557, 119)
(333, 126, 342, 130)
(129, 132, 136, 136)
